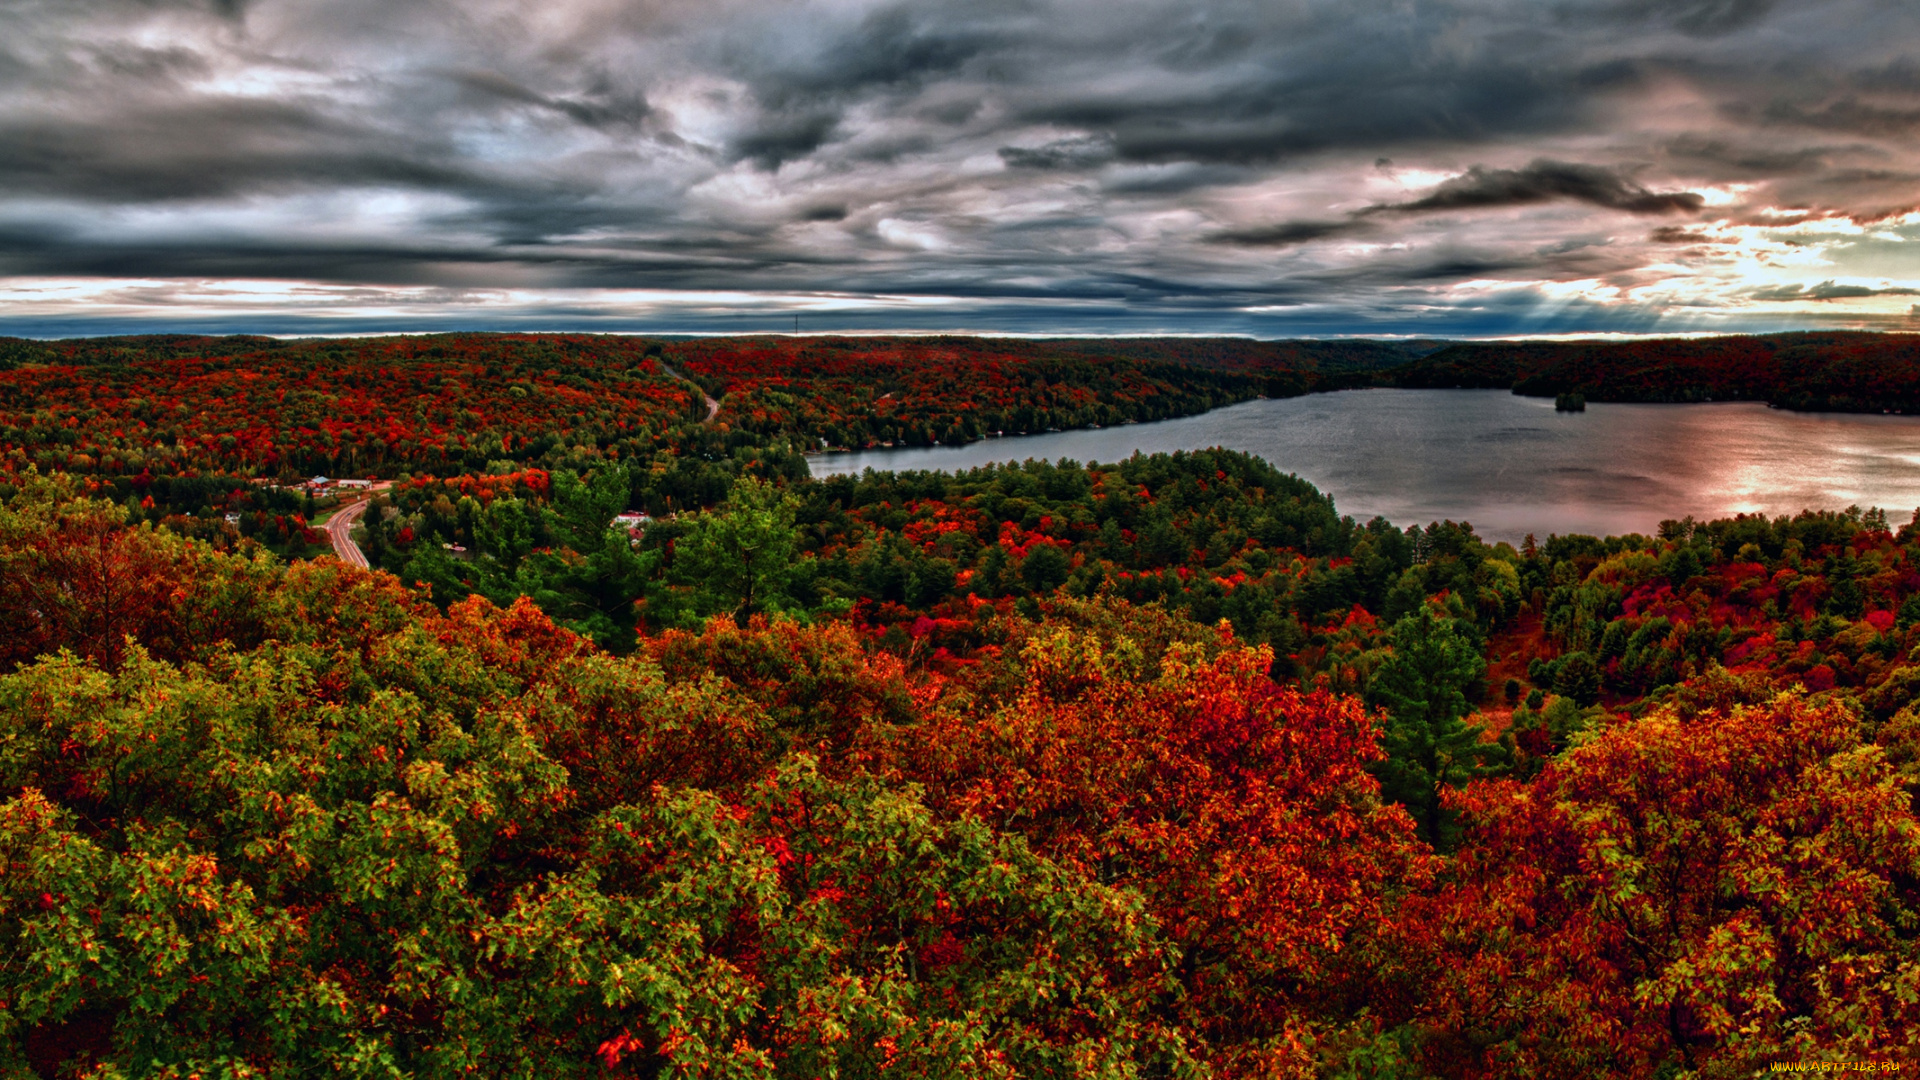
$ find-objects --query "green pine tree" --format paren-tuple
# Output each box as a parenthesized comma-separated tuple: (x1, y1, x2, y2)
(1367, 606, 1507, 849)
(645, 476, 823, 628)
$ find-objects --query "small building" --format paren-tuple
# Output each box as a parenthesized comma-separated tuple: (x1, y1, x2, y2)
(335, 478, 373, 490)
(612, 512, 651, 544)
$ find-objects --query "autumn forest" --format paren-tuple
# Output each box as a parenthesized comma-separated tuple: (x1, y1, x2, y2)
(2, 333, 1917, 1078)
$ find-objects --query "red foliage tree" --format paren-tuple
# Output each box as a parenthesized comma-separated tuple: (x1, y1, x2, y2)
(889, 611, 1432, 1074)
(1407, 692, 1920, 1075)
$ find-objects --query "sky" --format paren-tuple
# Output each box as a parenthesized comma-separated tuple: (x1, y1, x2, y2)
(3, 0, 1920, 338)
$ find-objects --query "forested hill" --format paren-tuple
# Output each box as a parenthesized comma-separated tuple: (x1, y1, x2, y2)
(4, 330, 1920, 1074)
(8, 330, 1920, 421)
(8, 466, 1920, 1076)
(0, 332, 1439, 447)
(1390, 330, 1920, 411)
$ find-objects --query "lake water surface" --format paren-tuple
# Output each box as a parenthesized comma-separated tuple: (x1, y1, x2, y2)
(808, 390, 1920, 541)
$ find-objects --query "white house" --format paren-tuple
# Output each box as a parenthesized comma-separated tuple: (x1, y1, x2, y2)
(612, 512, 651, 544)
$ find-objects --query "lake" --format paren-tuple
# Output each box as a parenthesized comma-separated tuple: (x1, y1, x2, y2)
(807, 389, 1920, 542)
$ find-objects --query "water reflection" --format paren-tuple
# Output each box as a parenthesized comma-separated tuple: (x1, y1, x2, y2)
(808, 390, 1920, 541)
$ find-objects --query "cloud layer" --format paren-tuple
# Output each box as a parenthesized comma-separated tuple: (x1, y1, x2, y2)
(1, 0, 1918, 334)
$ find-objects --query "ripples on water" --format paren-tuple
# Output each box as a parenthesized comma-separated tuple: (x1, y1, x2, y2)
(808, 389, 1920, 542)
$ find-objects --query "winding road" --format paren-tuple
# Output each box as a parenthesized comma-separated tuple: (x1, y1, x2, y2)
(323, 497, 371, 567)
(317, 355, 721, 573)
(321, 480, 393, 567)
(656, 359, 721, 422)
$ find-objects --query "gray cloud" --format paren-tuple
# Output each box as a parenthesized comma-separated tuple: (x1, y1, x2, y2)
(1648, 226, 1725, 243)
(1030, 56, 1588, 167)
(733, 109, 844, 169)
(737, 3, 1004, 101)
(445, 69, 653, 129)
(1751, 280, 1920, 301)
(0, 100, 483, 202)
(1210, 158, 1702, 249)
(1370, 160, 1705, 216)
(0, 0, 1916, 335)
(1757, 98, 1920, 137)
(1662, 135, 1836, 178)
(999, 135, 1115, 170)
(1582, 0, 1783, 36)
(1205, 220, 1369, 248)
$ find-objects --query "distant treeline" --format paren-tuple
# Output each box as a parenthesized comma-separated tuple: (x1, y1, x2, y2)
(1387, 331, 1920, 413)
(11, 330, 1918, 415)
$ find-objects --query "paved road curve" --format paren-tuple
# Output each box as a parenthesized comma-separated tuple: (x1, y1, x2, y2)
(320, 481, 392, 568)
(324, 497, 371, 567)
(656, 359, 721, 422)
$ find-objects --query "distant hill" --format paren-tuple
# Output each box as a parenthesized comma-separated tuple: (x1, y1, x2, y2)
(1389, 331, 1920, 413)
(7, 330, 1919, 414)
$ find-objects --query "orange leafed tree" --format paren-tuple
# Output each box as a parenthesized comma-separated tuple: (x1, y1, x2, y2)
(0, 474, 279, 673)
(1407, 691, 1920, 1076)
(890, 610, 1433, 1076)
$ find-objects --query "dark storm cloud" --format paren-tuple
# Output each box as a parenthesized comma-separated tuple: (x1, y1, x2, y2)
(1582, 0, 1783, 36)
(1096, 163, 1251, 195)
(1753, 168, 1920, 221)
(1370, 160, 1705, 216)
(1210, 159, 1700, 249)
(2, 0, 1919, 335)
(1662, 136, 1835, 178)
(1720, 97, 1920, 138)
(1027, 55, 1586, 167)
(998, 136, 1115, 170)
(1750, 280, 1920, 301)
(445, 69, 653, 129)
(736, 2, 1005, 101)
(1205, 220, 1370, 247)
(80, 42, 212, 83)
(0, 99, 483, 202)
(733, 109, 845, 169)
(720, 1, 1008, 166)
(1856, 57, 1920, 93)
(1649, 226, 1724, 243)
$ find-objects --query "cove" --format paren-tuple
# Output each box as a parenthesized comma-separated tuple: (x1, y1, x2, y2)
(807, 389, 1920, 542)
